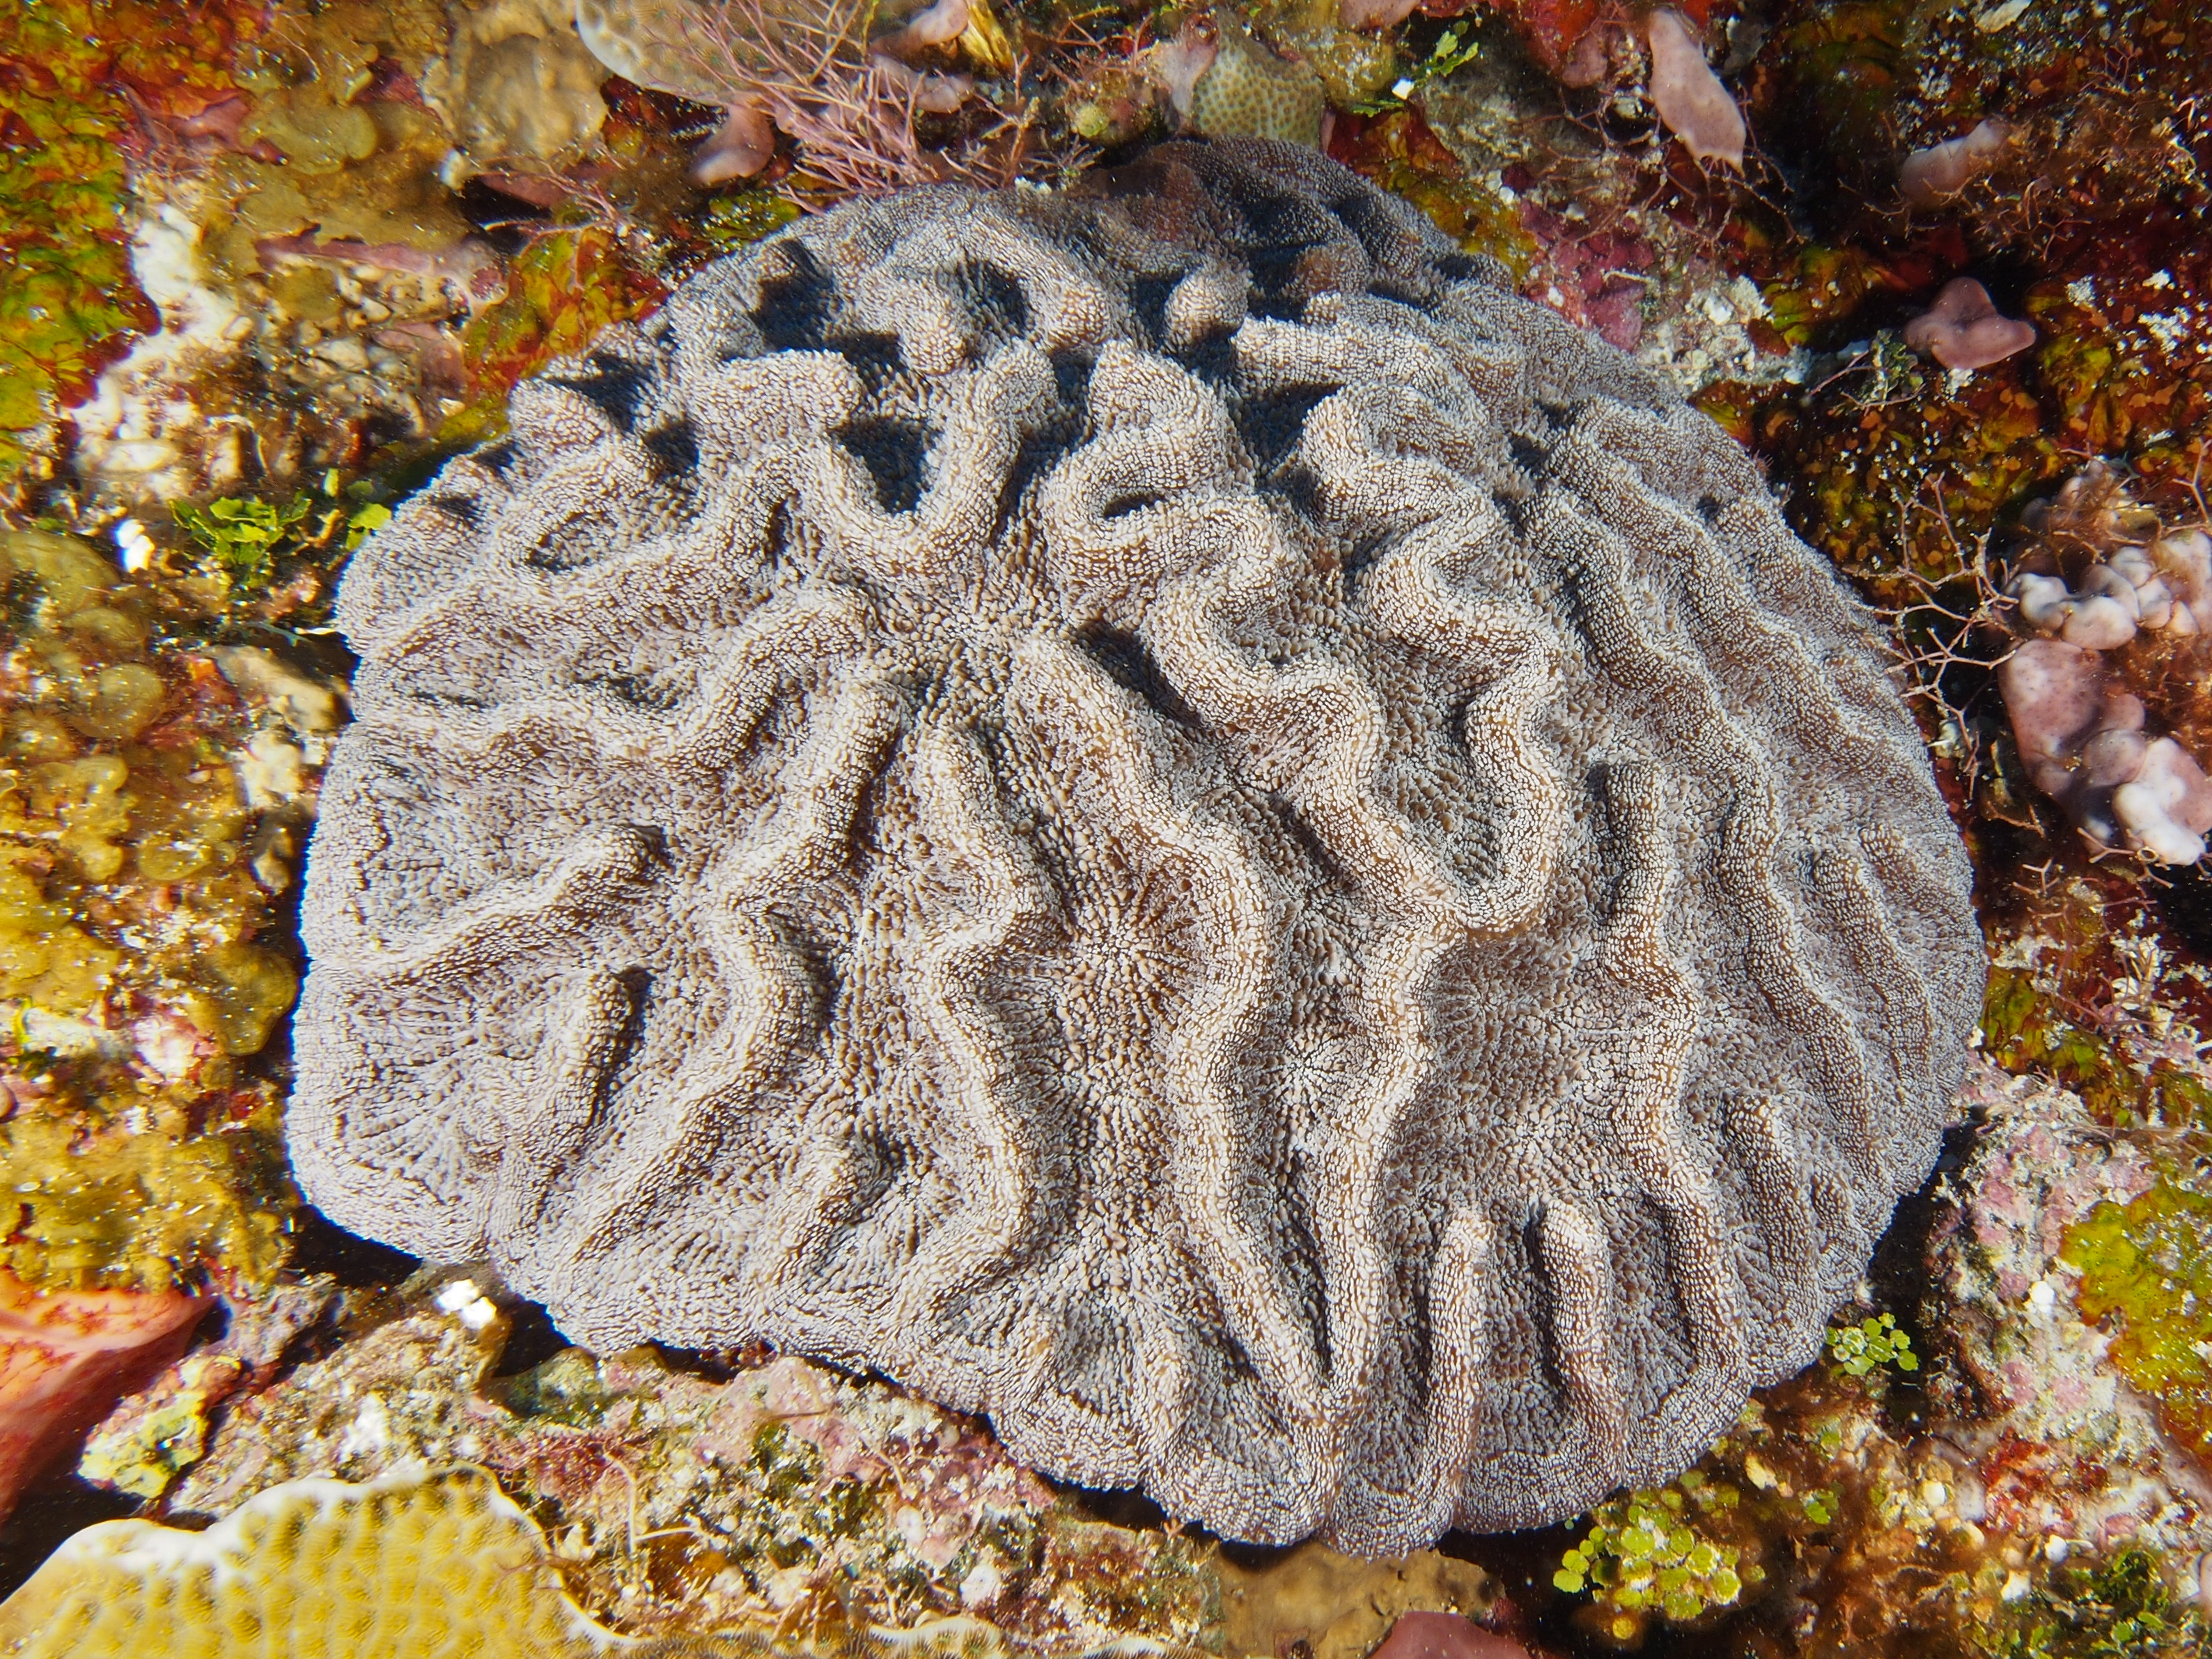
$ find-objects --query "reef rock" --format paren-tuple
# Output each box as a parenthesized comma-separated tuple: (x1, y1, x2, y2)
(293, 139, 1984, 1552)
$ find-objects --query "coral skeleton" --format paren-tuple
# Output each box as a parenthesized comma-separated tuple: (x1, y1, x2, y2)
(290, 140, 1982, 1552)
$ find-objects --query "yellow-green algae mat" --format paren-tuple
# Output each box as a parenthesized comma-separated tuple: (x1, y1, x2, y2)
(0, 1465, 775, 1658)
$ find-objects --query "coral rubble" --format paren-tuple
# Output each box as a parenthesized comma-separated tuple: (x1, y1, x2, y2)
(293, 139, 1981, 1552)
(154, 1283, 1220, 1653)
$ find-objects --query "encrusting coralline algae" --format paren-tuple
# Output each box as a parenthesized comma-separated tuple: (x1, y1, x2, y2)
(289, 139, 1984, 1555)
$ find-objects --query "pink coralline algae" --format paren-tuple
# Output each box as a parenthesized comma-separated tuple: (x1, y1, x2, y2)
(1516, 203, 1653, 351)
(1902, 278, 2037, 371)
(1926, 1065, 2206, 1561)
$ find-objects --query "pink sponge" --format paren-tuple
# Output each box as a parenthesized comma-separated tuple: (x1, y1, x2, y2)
(1899, 119, 2011, 207)
(1904, 277, 2036, 371)
(1644, 9, 1745, 169)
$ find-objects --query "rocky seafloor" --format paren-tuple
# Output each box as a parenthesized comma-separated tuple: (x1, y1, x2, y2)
(0, 1, 2209, 1656)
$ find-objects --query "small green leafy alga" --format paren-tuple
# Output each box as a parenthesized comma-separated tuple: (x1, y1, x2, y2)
(1554, 1480, 1759, 1639)
(1828, 1312, 1919, 1378)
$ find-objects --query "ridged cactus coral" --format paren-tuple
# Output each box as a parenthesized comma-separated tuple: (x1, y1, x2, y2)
(0, 1467, 645, 1659)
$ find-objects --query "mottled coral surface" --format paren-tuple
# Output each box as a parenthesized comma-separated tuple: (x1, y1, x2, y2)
(293, 140, 1979, 1553)
(5, 0, 2212, 1651)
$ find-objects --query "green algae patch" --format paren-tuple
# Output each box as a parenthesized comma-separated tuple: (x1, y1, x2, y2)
(1827, 1313, 1919, 1379)
(173, 479, 391, 596)
(1991, 1548, 2211, 1659)
(2064, 1180, 2212, 1459)
(1554, 1477, 1758, 1642)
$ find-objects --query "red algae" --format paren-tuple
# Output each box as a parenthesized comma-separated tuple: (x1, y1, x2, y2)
(0, 1272, 202, 1526)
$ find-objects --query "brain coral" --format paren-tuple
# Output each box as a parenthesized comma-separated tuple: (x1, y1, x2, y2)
(293, 139, 1984, 1552)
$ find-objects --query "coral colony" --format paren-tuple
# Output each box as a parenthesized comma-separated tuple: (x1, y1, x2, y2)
(8, 0, 2212, 1654)
(290, 143, 1979, 1553)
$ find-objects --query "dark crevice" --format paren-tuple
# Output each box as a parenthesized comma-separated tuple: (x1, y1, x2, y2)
(476, 438, 519, 477)
(410, 687, 494, 710)
(1076, 623, 1201, 729)
(1274, 460, 1324, 526)
(1327, 187, 1399, 253)
(960, 260, 1031, 336)
(1171, 327, 1238, 386)
(597, 964, 654, 1104)
(1341, 530, 1391, 595)
(286, 1204, 422, 1286)
(488, 1299, 571, 1378)
(1005, 355, 1091, 513)
(2158, 861, 2212, 958)
(1233, 383, 1338, 474)
(586, 673, 686, 713)
(1271, 793, 1344, 884)
(1127, 272, 1181, 342)
(1101, 490, 1163, 520)
(640, 419, 699, 476)
(838, 416, 933, 513)
(752, 242, 838, 350)
(0, 1485, 146, 1600)
(761, 497, 793, 568)
(525, 511, 623, 571)
(546, 351, 653, 433)
(830, 332, 904, 387)
(428, 493, 481, 526)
